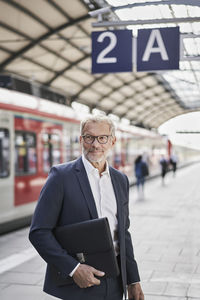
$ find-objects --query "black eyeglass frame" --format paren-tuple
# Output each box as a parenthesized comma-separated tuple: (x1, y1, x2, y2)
(81, 134, 113, 144)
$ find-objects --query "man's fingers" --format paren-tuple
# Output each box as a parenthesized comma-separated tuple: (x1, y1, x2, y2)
(72, 264, 104, 288)
(128, 283, 144, 300)
(92, 268, 105, 277)
(90, 279, 100, 286)
(89, 267, 104, 286)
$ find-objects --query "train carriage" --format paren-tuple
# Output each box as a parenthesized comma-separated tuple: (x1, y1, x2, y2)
(0, 87, 181, 234)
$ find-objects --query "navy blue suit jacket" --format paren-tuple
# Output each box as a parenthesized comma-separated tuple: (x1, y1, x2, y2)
(29, 157, 140, 299)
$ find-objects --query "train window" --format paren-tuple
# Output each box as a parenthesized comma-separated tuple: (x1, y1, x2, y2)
(42, 133, 61, 173)
(0, 129, 10, 178)
(71, 131, 80, 160)
(15, 131, 37, 175)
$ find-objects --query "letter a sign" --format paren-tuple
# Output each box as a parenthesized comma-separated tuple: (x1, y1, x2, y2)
(137, 27, 180, 71)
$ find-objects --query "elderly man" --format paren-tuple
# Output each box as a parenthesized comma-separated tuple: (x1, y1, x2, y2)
(29, 115, 144, 300)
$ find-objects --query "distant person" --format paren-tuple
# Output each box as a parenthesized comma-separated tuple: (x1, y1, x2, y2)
(170, 153, 178, 176)
(160, 155, 168, 185)
(134, 155, 149, 199)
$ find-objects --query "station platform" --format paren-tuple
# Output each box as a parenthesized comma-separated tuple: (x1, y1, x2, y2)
(0, 163, 200, 300)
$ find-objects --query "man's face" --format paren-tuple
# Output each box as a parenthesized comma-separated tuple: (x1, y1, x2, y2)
(80, 121, 116, 164)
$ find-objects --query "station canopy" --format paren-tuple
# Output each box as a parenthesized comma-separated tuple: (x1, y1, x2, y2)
(0, 0, 200, 129)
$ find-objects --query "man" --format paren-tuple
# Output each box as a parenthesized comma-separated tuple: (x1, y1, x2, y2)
(29, 115, 144, 300)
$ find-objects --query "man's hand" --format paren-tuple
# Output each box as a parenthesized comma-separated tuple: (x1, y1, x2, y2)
(128, 282, 144, 300)
(72, 264, 105, 288)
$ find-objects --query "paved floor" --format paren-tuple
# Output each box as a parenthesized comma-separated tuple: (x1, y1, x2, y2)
(0, 163, 200, 300)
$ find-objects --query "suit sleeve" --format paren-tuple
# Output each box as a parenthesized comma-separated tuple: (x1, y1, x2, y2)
(124, 175, 140, 284)
(29, 167, 78, 278)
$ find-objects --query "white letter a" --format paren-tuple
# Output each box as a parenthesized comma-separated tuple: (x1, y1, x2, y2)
(142, 29, 169, 61)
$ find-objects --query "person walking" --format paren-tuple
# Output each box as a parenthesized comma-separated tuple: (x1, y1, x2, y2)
(170, 153, 178, 176)
(160, 155, 168, 185)
(134, 155, 149, 199)
(29, 115, 144, 300)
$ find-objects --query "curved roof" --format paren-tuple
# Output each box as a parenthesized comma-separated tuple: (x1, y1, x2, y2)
(0, 0, 199, 129)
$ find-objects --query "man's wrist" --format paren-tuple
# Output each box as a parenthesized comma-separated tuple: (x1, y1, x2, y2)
(128, 281, 140, 285)
(69, 263, 80, 277)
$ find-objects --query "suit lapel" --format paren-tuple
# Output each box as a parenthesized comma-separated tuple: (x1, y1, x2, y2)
(75, 157, 98, 219)
(110, 167, 127, 295)
(109, 167, 123, 226)
(74, 158, 123, 224)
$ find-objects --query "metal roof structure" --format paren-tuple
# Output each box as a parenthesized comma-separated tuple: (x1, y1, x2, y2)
(0, 0, 200, 129)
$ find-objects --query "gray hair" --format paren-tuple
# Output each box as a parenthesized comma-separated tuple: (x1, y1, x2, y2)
(80, 115, 116, 136)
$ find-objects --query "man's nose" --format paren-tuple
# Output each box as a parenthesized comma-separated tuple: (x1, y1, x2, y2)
(92, 137, 100, 146)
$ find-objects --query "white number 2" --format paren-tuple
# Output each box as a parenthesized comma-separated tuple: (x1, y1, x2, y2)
(96, 32, 117, 64)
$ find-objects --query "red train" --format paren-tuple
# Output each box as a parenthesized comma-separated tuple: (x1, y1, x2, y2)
(0, 87, 171, 234)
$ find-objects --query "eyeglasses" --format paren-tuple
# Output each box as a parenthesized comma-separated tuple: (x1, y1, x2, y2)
(82, 134, 112, 144)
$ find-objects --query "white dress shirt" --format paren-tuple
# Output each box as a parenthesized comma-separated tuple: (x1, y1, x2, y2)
(83, 156, 139, 286)
(69, 155, 119, 277)
(69, 155, 139, 285)
(82, 154, 118, 252)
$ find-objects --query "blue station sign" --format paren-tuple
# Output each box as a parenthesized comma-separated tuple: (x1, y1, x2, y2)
(137, 27, 180, 71)
(92, 30, 133, 74)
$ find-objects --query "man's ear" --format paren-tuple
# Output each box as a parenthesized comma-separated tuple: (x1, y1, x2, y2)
(112, 136, 116, 146)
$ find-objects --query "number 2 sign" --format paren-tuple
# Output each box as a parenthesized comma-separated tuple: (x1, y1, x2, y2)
(92, 30, 133, 74)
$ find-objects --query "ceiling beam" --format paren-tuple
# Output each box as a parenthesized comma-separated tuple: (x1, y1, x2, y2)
(69, 74, 106, 101)
(0, 44, 88, 92)
(92, 17, 200, 27)
(0, 0, 95, 89)
(45, 54, 90, 85)
(0, 14, 89, 70)
(2, 0, 89, 58)
(111, 0, 200, 10)
(140, 103, 183, 124)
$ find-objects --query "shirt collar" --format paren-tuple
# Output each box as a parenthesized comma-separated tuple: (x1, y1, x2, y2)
(82, 154, 110, 177)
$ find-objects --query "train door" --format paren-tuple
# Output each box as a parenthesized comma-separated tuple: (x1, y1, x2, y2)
(14, 115, 63, 206)
(14, 116, 40, 206)
(0, 110, 14, 223)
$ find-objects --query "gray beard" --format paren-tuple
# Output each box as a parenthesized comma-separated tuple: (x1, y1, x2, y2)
(83, 149, 106, 163)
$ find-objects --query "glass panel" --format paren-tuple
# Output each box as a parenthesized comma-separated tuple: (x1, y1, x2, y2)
(71, 130, 80, 160)
(52, 149, 61, 165)
(28, 147, 37, 173)
(0, 129, 10, 178)
(15, 131, 37, 175)
(26, 133, 36, 147)
(52, 134, 61, 166)
(42, 133, 61, 173)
